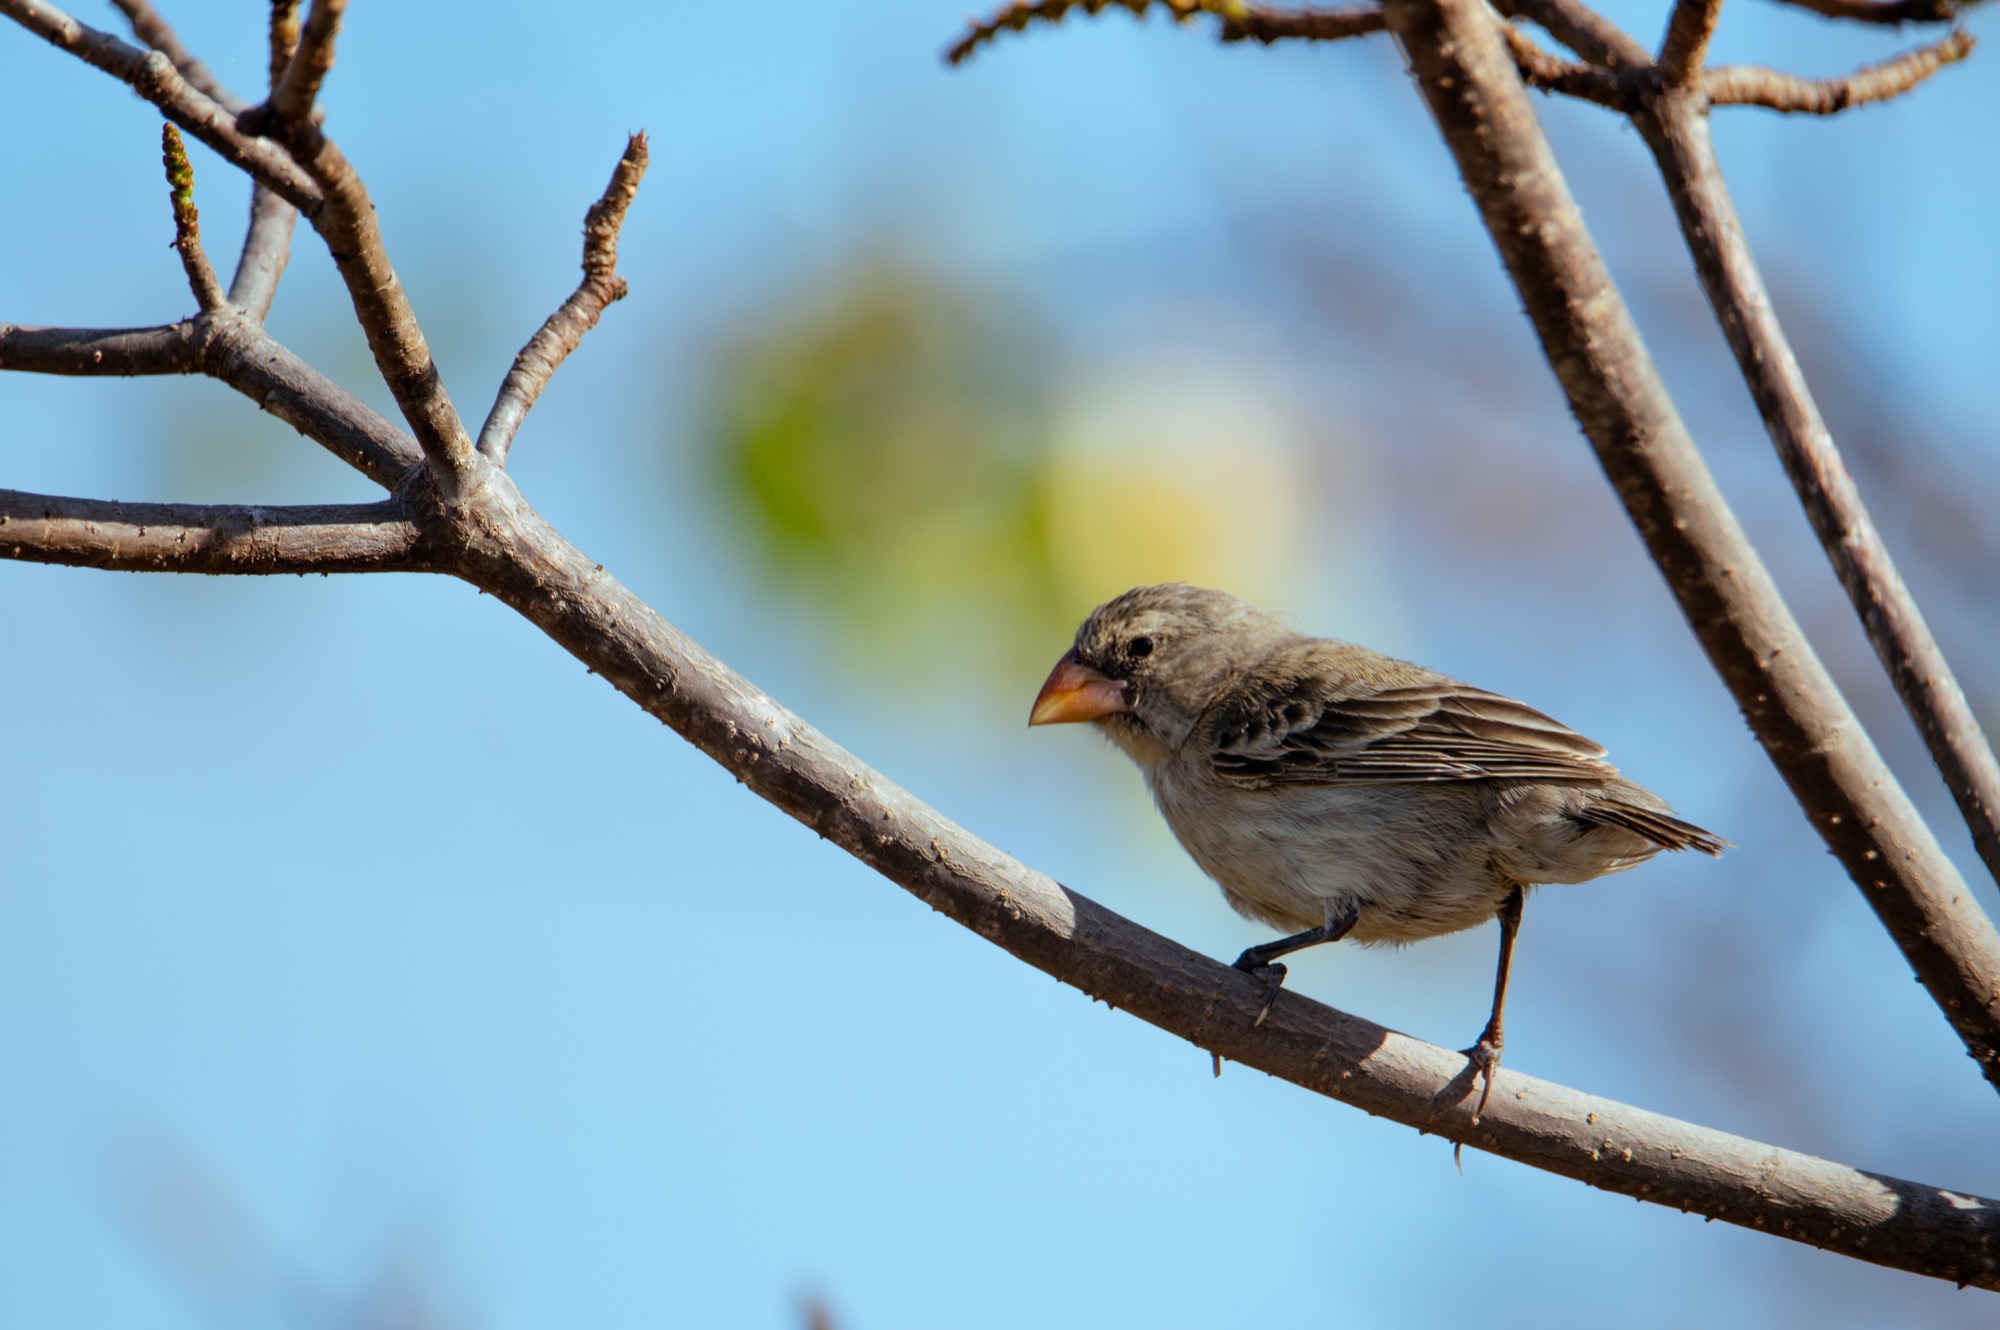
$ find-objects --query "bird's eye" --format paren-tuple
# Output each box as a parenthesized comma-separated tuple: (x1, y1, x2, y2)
(1126, 636, 1154, 660)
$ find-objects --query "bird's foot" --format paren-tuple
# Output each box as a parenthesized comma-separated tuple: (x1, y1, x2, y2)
(1461, 1034, 1503, 1124)
(1232, 955, 1289, 1027)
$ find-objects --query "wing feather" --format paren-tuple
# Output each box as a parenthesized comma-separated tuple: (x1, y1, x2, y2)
(1210, 674, 1617, 788)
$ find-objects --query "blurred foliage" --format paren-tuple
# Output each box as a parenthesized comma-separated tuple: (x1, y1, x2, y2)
(702, 257, 1064, 669)
(699, 256, 1313, 678)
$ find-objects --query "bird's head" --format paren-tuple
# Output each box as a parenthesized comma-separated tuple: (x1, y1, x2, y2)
(1029, 583, 1290, 768)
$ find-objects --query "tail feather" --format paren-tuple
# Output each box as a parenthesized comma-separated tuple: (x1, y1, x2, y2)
(1579, 802, 1728, 856)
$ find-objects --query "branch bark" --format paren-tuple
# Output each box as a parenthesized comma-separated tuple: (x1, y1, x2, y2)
(0, 492, 424, 574)
(1376, 0, 2000, 1091)
(0, 322, 201, 376)
(478, 134, 649, 464)
(1702, 29, 1975, 110)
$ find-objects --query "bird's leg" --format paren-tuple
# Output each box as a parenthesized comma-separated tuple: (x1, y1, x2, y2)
(1232, 899, 1359, 1027)
(1464, 884, 1526, 1124)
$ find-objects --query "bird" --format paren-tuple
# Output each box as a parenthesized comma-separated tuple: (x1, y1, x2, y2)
(1028, 582, 1724, 1118)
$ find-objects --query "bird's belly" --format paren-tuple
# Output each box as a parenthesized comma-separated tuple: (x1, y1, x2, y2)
(1152, 776, 1515, 943)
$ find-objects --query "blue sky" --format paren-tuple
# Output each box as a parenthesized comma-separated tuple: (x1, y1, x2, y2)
(5, 2, 2000, 1327)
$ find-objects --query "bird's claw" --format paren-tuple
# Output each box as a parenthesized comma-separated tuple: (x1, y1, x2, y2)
(1236, 960, 1289, 1026)
(1461, 1035, 1503, 1124)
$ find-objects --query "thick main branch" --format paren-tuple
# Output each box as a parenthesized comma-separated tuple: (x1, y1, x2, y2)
(1378, 0, 2000, 1088)
(424, 476, 2000, 1289)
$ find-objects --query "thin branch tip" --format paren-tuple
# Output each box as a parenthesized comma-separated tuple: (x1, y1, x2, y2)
(160, 124, 225, 310)
(266, 0, 343, 128)
(1658, 0, 1725, 83)
(946, 0, 1383, 65)
(1705, 27, 1974, 112)
(476, 133, 652, 463)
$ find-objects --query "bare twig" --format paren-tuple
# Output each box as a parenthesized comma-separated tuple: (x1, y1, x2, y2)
(1635, 89, 2000, 896)
(160, 125, 226, 311)
(0, 322, 200, 376)
(1377, 0, 2000, 1090)
(1763, 0, 1959, 23)
(266, 0, 302, 84)
(1491, 0, 1652, 69)
(228, 183, 297, 321)
(1658, 0, 1725, 84)
(0, 6, 458, 476)
(1215, 4, 1388, 43)
(110, 0, 235, 109)
(260, 0, 339, 128)
(227, 4, 305, 321)
(112, 0, 302, 319)
(0, 492, 423, 574)
(0, 318, 420, 487)
(478, 134, 649, 464)
(1703, 28, 1974, 110)
(228, 0, 474, 489)
(1501, 22, 1632, 107)
(0, 1, 321, 213)
(947, 0, 1385, 65)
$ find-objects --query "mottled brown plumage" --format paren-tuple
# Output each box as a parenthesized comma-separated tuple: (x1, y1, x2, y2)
(1031, 583, 1724, 1117)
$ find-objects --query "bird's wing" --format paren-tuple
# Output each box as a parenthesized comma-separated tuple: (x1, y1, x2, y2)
(1208, 676, 1617, 787)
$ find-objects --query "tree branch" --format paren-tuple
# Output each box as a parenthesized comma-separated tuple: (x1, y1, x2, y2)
(1658, 0, 1724, 84)
(1761, 0, 1960, 23)
(0, 322, 201, 376)
(259, 0, 338, 128)
(0, 491, 424, 574)
(426, 478, 2000, 1290)
(1491, 0, 1652, 69)
(160, 124, 226, 312)
(0, 1, 322, 214)
(0, 316, 421, 488)
(227, 4, 304, 321)
(1501, 22, 1633, 108)
(105, 0, 302, 321)
(1633, 90, 2000, 897)
(1214, 4, 1388, 43)
(1375, 0, 2000, 1090)
(1703, 29, 1974, 110)
(946, 0, 1386, 66)
(228, 0, 475, 490)
(477, 133, 649, 464)
(109, 0, 235, 109)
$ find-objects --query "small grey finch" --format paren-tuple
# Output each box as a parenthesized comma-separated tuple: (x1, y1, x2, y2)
(1030, 583, 1723, 1115)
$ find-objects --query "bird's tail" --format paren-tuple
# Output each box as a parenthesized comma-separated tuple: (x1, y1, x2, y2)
(1578, 802, 1729, 856)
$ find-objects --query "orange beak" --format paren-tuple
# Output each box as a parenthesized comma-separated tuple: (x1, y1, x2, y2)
(1029, 650, 1130, 726)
